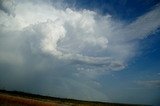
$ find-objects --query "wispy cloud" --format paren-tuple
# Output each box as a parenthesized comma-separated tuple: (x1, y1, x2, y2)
(135, 80, 160, 88)
(123, 4, 160, 40)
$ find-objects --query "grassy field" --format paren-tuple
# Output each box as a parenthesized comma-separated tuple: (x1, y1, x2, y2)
(0, 90, 147, 106)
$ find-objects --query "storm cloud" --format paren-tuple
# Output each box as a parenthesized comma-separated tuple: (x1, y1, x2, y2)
(0, 0, 160, 102)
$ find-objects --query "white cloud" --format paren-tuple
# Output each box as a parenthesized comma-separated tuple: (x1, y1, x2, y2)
(26, 20, 66, 56)
(0, 0, 160, 102)
(0, 0, 16, 16)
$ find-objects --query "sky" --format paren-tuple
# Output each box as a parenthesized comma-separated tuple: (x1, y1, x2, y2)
(0, 0, 160, 105)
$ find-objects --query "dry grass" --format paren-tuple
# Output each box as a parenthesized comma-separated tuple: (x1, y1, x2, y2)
(0, 93, 63, 106)
(0, 91, 147, 106)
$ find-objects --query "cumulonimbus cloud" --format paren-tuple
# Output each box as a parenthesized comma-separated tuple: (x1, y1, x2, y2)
(0, 0, 160, 102)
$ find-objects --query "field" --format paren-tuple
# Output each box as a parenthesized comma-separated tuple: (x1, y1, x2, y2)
(0, 90, 147, 106)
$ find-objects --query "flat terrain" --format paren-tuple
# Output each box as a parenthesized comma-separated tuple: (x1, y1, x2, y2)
(0, 90, 147, 106)
(0, 93, 63, 106)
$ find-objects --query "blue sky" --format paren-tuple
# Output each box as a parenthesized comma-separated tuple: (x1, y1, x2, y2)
(0, 0, 160, 105)
(65, 0, 159, 20)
